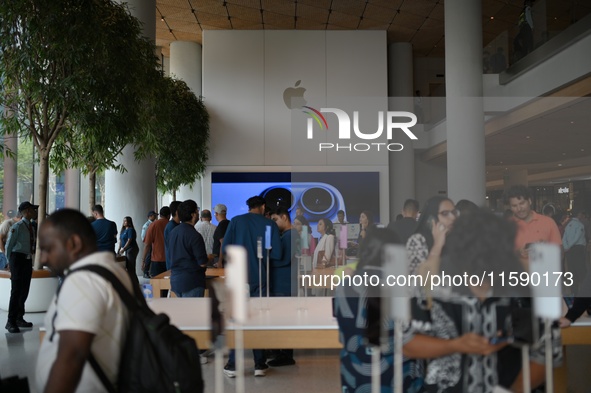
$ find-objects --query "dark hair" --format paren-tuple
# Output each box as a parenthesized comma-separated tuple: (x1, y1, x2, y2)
(337, 210, 345, 215)
(169, 200, 182, 218)
(444, 207, 525, 296)
(294, 215, 312, 232)
(45, 209, 97, 252)
(91, 204, 104, 215)
(273, 206, 291, 222)
(455, 199, 479, 216)
(503, 185, 531, 205)
(318, 218, 335, 236)
(159, 206, 171, 217)
(360, 210, 374, 226)
(403, 199, 419, 212)
(356, 227, 402, 272)
(120, 216, 136, 241)
(247, 196, 266, 209)
(201, 210, 212, 219)
(414, 196, 454, 251)
(178, 199, 198, 222)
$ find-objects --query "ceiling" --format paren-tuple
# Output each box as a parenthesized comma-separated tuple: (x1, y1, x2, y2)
(153, 0, 591, 189)
(155, 0, 588, 57)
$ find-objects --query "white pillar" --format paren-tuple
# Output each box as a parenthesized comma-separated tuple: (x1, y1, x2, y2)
(64, 169, 80, 209)
(3, 134, 18, 215)
(445, 0, 486, 205)
(388, 42, 415, 222)
(107, 0, 157, 275)
(169, 41, 203, 207)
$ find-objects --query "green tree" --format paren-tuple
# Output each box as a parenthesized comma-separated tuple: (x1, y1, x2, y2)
(155, 77, 209, 199)
(0, 0, 160, 229)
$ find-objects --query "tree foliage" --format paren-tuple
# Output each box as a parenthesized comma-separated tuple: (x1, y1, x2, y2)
(0, 0, 161, 229)
(155, 77, 209, 195)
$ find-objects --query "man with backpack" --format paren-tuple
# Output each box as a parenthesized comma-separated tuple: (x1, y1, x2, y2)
(35, 209, 133, 393)
(36, 209, 204, 393)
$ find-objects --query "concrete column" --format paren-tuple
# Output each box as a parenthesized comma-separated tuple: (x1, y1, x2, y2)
(3, 134, 18, 215)
(107, 0, 157, 275)
(169, 41, 203, 207)
(388, 42, 415, 222)
(64, 169, 80, 209)
(445, 0, 486, 205)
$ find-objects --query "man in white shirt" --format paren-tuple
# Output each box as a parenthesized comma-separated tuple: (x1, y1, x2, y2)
(195, 209, 217, 261)
(36, 209, 133, 393)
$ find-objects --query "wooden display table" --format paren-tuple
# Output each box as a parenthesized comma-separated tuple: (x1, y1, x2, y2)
(150, 268, 225, 298)
(147, 296, 339, 349)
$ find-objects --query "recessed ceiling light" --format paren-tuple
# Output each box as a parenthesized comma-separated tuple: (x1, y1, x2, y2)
(558, 164, 563, 167)
(562, 153, 566, 156)
(490, 16, 494, 20)
(526, 136, 530, 139)
(581, 149, 585, 152)
(571, 121, 575, 124)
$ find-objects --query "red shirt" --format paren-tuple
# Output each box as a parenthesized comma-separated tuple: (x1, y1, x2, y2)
(513, 211, 562, 251)
(144, 217, 169, 262)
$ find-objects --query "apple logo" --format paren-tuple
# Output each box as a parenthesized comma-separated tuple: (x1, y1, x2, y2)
(283, 80, 307, 110)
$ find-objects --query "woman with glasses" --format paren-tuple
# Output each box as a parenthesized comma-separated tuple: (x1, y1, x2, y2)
(406, 196, 457, 275)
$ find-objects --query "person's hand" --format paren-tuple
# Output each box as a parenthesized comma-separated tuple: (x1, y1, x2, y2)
(431, 221, 448, 250)
(452, 332, 507, 356)
(559, 317, 571, 328)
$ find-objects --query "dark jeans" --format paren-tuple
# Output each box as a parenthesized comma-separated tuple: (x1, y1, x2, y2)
(227, 349, 266, 369)
(7, 253, 33, 323)
(143, 251, 152, 275)
(125, 246, 139, 283)
(149, 261, 167, 277)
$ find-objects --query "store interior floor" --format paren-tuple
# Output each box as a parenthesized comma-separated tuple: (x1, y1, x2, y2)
(2, 281, 591, 392)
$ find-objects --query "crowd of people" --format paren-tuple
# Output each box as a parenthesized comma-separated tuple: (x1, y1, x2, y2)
(2, 183, 586, 391)
(334, 184, 582, 393)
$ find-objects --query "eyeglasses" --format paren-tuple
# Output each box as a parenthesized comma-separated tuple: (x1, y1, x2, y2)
(438, 209, 459, 218)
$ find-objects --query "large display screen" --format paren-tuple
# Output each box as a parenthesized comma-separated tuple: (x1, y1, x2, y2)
(211, 172, 380, 236)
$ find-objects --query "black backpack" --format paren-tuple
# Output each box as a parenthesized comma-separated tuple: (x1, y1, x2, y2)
(59, 265, 204, 393)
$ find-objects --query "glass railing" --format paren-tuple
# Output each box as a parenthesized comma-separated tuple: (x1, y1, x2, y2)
(483, 0, 591, 74)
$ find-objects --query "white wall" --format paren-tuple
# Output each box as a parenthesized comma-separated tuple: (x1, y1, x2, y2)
(202, 30, 390, 223)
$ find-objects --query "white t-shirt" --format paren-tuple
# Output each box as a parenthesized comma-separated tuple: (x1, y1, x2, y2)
(36, 252, 133, 393)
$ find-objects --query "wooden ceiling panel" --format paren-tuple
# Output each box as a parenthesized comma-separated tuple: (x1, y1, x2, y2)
(399, 0, 437, 17)
(226, 4, 262, 23)
(264, 11, 294, 27)
(428, 3, 444, 21)
(328, 10, 361, 29)
(331, 0, 366, 17)
(358, 18, 389, 30)
(295, 20, 327, 30)
(196, 14, 232, 29)
(298, 3, 330, 23)
(364, 3, 397, 23)
(367, 0, 402, 11)
(230, 18, 261, 29)
(297, 0, 332, 9)
(393, 11, 426, 30)
(227, 0, 260, 9)
(168, 20, 200, 34)
(194, 2, 227, 17)
(262, 0, 295, 15)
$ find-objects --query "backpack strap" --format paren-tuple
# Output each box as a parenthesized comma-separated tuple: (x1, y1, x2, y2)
(57, 264, 143, 393)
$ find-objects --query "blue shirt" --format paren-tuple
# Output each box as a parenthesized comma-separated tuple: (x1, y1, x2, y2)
(169, 223, 208, 293)
(5, 218, 34, 259)
(120, 227, 138, 251)
(222, 213, 281, 296)
(271, 228, 299, 296)
(91, 218, 118, 253)
(141, 220, 153, 242)
(563, 217, 586, 251)
(164, 220, 180, 270)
